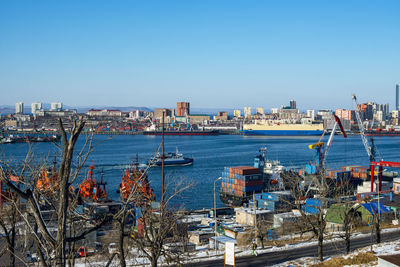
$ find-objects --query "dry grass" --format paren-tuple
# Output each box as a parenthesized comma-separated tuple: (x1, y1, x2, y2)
(311, 252, 377, 267)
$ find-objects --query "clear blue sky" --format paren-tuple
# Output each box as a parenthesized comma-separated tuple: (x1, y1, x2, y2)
(1, 0, 399, 110)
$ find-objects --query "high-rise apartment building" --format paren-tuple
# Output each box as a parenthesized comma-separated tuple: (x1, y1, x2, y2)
(307, 109, 315, 120)
(244, 107, 251, 118)
(290, 100, 296, 109)
(256, 107, 264, 115)
(51, 102, 63, 111)
(31, 102, 42, 114)
(15, 102, 24, 114)
(396, 83, 400, 110)
(233, 110, 241, 118)
(335, 109, 355, 121)
(176, 102, 190, 117)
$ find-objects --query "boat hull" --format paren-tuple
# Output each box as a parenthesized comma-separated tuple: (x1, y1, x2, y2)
(243, 130, 324, 136)
(154, 158, 194, 166)
(143, 130, 218, 136)
(365, 131, 400, 136)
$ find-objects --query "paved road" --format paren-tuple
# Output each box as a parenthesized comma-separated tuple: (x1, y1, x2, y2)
(190, 229, 400, 267)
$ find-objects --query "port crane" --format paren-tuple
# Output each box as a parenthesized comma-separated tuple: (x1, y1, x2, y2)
(352, 94, 376, 162)
(309, 114, 347, 172)
(306, 115, 347, 195)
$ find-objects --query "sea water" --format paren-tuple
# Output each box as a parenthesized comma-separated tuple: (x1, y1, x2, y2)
(1, 134, 399, 210)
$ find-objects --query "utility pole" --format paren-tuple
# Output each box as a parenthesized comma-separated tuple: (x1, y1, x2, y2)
(161, 110, 165, 210)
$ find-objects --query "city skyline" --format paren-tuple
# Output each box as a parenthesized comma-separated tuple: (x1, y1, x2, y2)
(1, 1, 400, 110)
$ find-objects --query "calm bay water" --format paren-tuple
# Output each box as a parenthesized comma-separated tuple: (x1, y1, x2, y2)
(1, 134, 400, 210)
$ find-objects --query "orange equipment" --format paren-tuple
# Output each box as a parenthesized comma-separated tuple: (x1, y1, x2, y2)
(119, 165, 155, 203)
(79, 165, 109, 202)
(36, 156, 60, 194)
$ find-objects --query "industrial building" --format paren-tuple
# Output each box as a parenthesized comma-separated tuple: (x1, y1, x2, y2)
(176, 102, 190, 117)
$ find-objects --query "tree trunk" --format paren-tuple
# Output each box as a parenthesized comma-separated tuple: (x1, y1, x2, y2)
(151, 256, 158, 267)
(376, 220, 381, 244)
(10, 227, 15, 267)
(118, 219, 126, 267)
(55, 119, 85, 266)
(318, 233, 323, 262)
(345, 232, 350, 254)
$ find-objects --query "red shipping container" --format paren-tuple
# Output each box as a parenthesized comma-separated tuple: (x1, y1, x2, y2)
(229, 166, 260, 175)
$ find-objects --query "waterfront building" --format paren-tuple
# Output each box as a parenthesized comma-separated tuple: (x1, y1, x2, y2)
(87, 109, 122, 117)
(317, 110, 332, 121)
(256, 107, 264, 115)
(271, 108, 279, 114)
(129, 110, 145, 119)
(290, 100, 296, 109)
(280, 108, 299, 120)
(374, 103, 389, 119)
(306, 109, 315, 120)
(176, 102, 190, 117)
(35, 110, 77, 117)
(153, 108, 174, 120)
(189, 115, 210, 124)
(244, 107, 251, 118)
(335, 109, 355, 122)
(375, 110, 383, 123)
(392, 110, 399, 125)
(214, 111, 228, 121)
(397, 83, 400, 110)
(50, 102, 63, 111)
(31, 102, 42, 114)
(233, 110, 241, 118)
(15, 102, 23, 114)
(358, 103, 374, 121)
(174, 116, 188, 124)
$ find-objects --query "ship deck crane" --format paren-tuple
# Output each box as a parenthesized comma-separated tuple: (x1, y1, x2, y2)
(352, 94, 376, 162)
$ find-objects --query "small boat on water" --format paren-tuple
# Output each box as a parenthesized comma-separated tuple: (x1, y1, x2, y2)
(150, 148, 194, 167)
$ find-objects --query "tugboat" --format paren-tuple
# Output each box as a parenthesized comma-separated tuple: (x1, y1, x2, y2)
(119, 162, 155, 203)
(150, 148, 193, 167)
(36, 156, 60, 194)
(78, 165, 110, 203)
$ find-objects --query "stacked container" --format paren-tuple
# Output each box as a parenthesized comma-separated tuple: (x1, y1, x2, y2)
(220, 166, 263, 197)
(256, 191, 292, 212)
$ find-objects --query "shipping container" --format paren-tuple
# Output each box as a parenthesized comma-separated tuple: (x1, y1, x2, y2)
(229, 166, 260, 175)
(261, 191, 292, 201)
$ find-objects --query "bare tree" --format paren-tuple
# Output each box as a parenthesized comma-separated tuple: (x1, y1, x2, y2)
(129, 178, 192, 267)
(0, 118, 111, 266)
(282, 171, 328, 262)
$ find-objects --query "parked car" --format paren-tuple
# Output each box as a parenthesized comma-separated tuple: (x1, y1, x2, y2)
(108, 243, 118, 254)
(77, 246, 87, 257)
